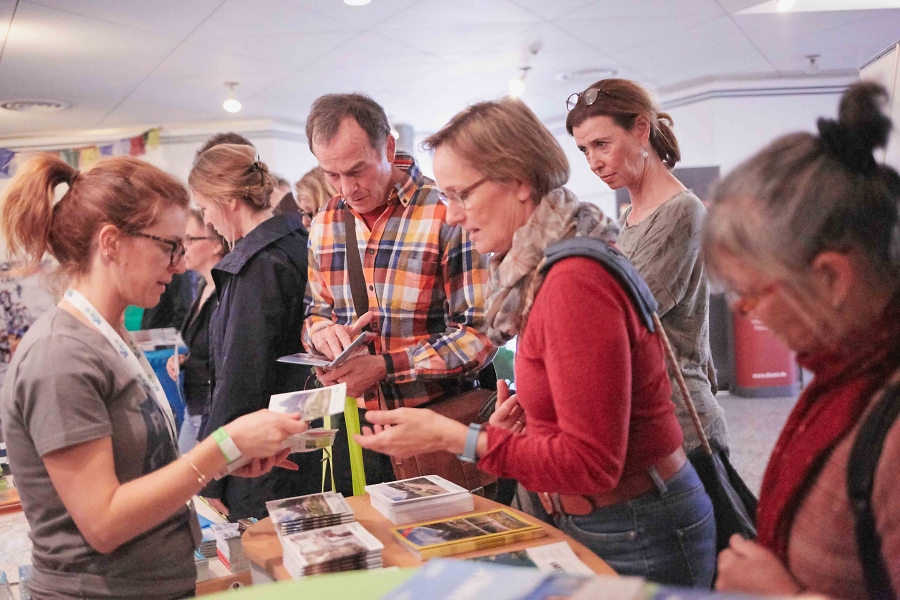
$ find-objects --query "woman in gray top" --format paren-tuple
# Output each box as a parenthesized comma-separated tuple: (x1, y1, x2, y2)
(565, 78, 728, 452)
(0, 155, 308, 599)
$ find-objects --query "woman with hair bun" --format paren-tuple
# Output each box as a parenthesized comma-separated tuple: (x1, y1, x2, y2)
(707, 82, 900, 598)
(0, 155, 307, 599)
(189, 144, 318, 520)
(566, 78, 729, 455)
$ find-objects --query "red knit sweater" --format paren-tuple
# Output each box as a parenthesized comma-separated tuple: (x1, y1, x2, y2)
(479, 257, 683, 496)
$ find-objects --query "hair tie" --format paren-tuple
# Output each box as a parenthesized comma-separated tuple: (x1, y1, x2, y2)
(68, 169, 80, 186)
(817, 118, 877, 175)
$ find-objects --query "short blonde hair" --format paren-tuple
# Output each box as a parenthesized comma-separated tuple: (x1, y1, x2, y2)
(422, 98, 569, 202)
(294, 167, 336, 212)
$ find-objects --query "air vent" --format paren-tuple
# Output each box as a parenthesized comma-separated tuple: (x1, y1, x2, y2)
(557, 68, 618, 82)
(0, 100, 69, 112)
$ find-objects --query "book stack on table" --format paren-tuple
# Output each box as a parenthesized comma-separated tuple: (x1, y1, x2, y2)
(281, 522, 384, 579)
(198, 527, 217, 558)
(266, 492, 355, 536)
(366, 475, 474, 525)
(194, 550, 211, 583)
(210, 523, 250, 573)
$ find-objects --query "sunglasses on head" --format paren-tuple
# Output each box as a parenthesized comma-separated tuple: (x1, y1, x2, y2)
(566, 87, 609, 111)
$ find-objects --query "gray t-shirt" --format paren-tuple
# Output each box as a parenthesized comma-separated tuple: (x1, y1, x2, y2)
(0, 306, 196, 599)
(618, 191, 729, 452)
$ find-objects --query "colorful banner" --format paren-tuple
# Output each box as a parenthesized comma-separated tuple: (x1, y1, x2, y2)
(0, 127, 161, 179)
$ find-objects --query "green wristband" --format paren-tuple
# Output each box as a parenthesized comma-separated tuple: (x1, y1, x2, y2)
(211, 427, 241, 464)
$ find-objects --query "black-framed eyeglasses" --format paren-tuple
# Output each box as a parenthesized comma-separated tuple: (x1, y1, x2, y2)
(127, 231, 186, 267)
(300, 211, 315, 222)
(566, 87, 607, 111)
(437, 176, 490, 207)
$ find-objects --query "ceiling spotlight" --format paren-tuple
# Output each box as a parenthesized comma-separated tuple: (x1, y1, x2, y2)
(776, 0, 796, 12)
(508, 66, 531, 99)
(805, 54, 821, 74)
(223, 82, 242, 113)
(344, 0, 371, 5)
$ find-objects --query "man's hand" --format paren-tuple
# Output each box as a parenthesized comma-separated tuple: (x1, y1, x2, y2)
(310, 312, 375, 360)
(316, 354, 387, 398)
(716, 535, 804, 595)
(165, 353, 187, 381)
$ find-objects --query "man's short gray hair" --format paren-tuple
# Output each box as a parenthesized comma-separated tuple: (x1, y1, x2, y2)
(306, 93, 391, 153)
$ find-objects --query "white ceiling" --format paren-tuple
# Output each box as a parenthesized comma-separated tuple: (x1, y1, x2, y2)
(0, 0, 898, 137)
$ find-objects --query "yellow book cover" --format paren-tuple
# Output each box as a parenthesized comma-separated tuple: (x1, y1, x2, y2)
(391, 509, 546, 559)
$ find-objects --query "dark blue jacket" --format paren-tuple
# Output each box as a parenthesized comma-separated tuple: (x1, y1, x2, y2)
(202, 212, 318, 518)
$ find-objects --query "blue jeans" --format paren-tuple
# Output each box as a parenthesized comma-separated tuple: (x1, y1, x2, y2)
(554, 462, 716, 588)
(178, 412, 204, 455)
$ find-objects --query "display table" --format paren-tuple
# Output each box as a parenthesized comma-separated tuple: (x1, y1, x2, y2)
(242, 494, 615, 581)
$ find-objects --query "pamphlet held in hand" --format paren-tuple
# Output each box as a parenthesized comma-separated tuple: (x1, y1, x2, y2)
(277, 331, 376, 369)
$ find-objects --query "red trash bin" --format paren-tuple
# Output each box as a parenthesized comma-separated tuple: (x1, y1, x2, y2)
(732, 312, 799, 398)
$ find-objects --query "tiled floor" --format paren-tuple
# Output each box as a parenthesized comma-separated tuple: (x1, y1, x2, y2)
(716, 391, 799, 495)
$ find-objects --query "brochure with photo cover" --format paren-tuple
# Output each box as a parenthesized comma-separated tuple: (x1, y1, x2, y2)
(468, 541, 594, 575)
(281, 521, 384, 578)
(266, 492, 355, 535)
(367, 475, 468, 505)
(277, 331, 376, 368)
(367, 475, 474, 524)
(391, 508, 546, 559)
(268, 383, 347, 421)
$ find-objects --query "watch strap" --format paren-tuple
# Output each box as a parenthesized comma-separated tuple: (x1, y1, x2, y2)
(458, 423, 482, 463)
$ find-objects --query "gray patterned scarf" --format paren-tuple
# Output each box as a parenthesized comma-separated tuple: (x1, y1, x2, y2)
(484, 187, 619, 346)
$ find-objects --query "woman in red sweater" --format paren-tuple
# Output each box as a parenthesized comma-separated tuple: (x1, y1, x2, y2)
(708, 83, 900, 599)
(355, 99, 716, 587)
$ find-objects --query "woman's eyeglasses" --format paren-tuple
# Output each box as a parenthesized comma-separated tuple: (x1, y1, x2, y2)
(127, 231, 186, 267)
(566, 87, 608, 111)
(437, 176, 490, 207)
(725, 284, 777, 318)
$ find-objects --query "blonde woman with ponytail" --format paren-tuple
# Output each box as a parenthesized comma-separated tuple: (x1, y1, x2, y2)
(566, 78, 729, 457)
(0, 155, 307, 599)
(188, 144, 318, 520)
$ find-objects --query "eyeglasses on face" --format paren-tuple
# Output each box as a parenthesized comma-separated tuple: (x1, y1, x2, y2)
(127, 231, 186, 267)
(437, 176, 490, 207)
(566, 87, 608, 111)
(725, 283, 778, 318)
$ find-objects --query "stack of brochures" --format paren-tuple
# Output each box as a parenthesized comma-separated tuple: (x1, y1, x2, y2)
(391, 508, 547, 559)
(366, 475, 474, 524)
(210, 523, 249, 573)
(281, 522, 384, 579)
(266, 492, 355, 536)
(198, 527, 217, 558)
(194, 550, 211, 583)
(469, 541, 594, 575)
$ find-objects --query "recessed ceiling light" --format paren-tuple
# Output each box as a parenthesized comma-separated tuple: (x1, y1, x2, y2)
(0, 100, 69, 112)
(557, 67, 618, 82)
(344, 0, 371, 5)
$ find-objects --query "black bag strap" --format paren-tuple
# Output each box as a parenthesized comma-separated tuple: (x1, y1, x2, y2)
(847, 382, 900, 600)
(343, 205, 370, 318)
(541, 237, 658, 332)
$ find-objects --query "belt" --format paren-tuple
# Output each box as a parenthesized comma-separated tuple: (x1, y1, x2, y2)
(538, 447, 687, 517)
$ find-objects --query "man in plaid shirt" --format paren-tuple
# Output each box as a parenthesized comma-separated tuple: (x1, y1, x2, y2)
(302, 93, 494, 416)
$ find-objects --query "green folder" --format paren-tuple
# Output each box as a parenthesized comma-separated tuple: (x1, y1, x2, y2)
(344, 396, 367, 496)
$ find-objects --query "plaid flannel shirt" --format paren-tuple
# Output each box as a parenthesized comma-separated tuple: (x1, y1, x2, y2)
(303, 153, 495, 409)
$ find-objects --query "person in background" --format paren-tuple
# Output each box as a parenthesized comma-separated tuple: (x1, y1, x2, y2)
(566, 78, 729, 455)
(355, 98, 716, 587)
(189, 144, 318, 520)
(708, 83, 900, 599)
(166, 209, 228, 454)
(294, 167, 336, 229)
(303, 93, 494, 493)
(0, 155, 306, 599)
(195, 132, 254, 159)
(270, 174, 298, 216)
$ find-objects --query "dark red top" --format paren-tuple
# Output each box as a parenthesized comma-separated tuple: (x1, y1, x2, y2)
(479, 257, 683, 496)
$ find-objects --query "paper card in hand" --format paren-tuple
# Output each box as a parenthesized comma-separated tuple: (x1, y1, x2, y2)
(277, 331, 376, 368)
(268, 384, 347, 421)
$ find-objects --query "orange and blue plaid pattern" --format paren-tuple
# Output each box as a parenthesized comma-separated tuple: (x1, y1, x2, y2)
(303, 153, 494, 409)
